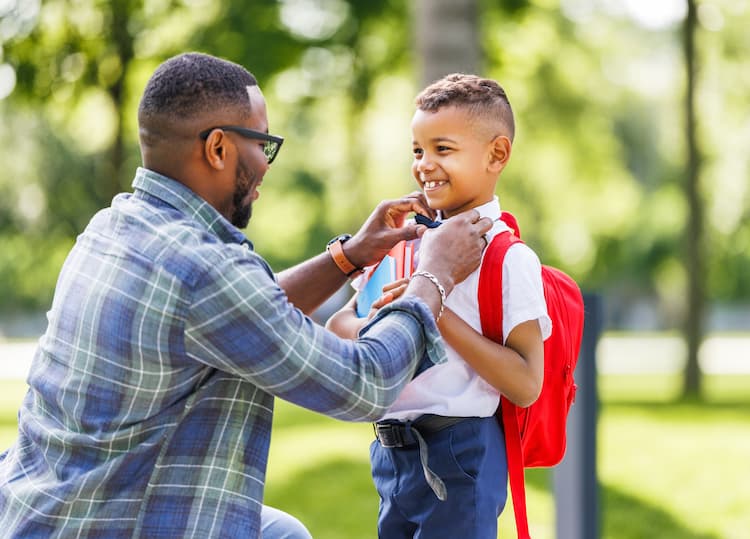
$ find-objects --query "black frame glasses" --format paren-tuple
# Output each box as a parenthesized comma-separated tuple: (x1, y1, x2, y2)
(199, 126, 284, 164)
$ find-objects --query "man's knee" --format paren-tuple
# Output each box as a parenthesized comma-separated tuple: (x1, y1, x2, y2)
(260, 505, 313, 539)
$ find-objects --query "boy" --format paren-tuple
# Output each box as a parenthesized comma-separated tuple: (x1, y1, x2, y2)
(326, 73, 551, 538)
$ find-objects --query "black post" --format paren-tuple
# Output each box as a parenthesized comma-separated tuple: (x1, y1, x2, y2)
(553, 293, 602, 539)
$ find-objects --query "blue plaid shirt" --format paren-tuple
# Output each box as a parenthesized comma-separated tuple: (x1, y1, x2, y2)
(0, 168, 445, 538)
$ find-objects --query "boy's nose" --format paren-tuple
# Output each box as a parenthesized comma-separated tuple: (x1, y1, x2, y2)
(416, 155, 435, 172)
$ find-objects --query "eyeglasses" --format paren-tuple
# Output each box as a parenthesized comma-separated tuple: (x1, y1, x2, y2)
(199, 126, 284, 164)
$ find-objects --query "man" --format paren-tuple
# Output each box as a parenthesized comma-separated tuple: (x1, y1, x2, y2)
(0, 52, 491, 538)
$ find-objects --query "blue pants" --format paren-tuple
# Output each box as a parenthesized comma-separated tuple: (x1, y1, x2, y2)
(370, 416, 507, 539)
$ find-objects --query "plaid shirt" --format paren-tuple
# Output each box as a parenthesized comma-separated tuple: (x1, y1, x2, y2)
(0, 168, 445, 538)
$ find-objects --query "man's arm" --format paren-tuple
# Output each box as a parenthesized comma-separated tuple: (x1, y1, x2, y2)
(275, 251, 355, 315)
(276, 193, 432, 314)
(186, 257, 444, 421)
(185, 209, 492, 421)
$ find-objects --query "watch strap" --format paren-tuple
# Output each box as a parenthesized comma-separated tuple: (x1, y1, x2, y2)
(327, 238, 362, 277)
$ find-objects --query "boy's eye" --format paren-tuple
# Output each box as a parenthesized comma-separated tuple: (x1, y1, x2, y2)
(413, 148, 423, 157)
(436, 145, 451, 152)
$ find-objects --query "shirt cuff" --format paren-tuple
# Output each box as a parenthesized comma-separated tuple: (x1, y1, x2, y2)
(360, 295, 447, 375)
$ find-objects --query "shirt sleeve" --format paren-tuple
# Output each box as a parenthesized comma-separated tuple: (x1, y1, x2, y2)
(184, 251, 446, 422)
(502, 243, 553, 343)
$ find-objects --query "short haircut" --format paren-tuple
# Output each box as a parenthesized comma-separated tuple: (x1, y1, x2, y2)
(138, 52, 258, 123)
(415, 73, 515, 141)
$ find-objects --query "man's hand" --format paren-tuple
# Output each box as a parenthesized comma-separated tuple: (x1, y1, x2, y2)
(278, 192, 433, 314)
(416, 209, 492, 295)
(343, 191, 434, 269)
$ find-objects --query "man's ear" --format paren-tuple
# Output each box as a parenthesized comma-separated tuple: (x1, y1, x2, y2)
(203, 130, 227, 171)
(488, 135, 512, 173)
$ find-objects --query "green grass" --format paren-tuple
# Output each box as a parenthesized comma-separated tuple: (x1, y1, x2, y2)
(1, 375, 748, 539)
(0, 380, 27, 448)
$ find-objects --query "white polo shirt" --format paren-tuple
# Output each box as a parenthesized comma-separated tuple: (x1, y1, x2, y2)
(380, 197, 552, 421)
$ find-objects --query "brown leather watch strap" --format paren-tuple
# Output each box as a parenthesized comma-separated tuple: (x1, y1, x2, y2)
(327, 238, 361, 277)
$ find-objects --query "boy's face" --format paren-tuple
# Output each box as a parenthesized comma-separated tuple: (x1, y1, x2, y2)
(411, 105, 505, 218)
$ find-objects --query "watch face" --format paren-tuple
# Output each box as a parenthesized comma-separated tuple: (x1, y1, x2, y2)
(327, 233, 352, 246)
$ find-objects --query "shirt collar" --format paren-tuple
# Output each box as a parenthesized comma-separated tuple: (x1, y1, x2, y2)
(436, 196, 502, 223)
(131, 167, 253, 248)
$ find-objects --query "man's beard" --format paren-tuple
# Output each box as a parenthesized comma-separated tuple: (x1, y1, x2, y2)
(231, 161, 255, 228)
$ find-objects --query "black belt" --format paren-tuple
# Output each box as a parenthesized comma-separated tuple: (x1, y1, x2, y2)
(373, 415, 468, 501)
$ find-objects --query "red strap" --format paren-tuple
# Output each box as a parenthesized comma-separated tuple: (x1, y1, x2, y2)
(500, 211, 521, 238)
(478, 232, 518, 344)
(478, 229, 531, 539)
(502, 396, 531, 538)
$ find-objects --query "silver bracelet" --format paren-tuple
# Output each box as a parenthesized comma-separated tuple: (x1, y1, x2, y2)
(411, 270, 446, 322)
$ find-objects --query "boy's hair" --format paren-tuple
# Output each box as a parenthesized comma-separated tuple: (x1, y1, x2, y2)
(415, 73, 515, 141)
(138, 52, 258, 123)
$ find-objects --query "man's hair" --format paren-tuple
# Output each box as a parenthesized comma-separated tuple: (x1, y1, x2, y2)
(415, 73, 515, 141)
(138, 52, 258, 122)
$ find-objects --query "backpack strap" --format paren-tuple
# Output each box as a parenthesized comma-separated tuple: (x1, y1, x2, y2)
(500, 210, 521, 238)
(501, 394, 531, 539)
(478, 229, 532, 539)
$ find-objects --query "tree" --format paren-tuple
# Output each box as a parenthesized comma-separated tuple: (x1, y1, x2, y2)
(0, 0, 211, 311)
(682, 0, 704, 398)
(0, 0, 415, 310)
(1, 0, 748, 335)
(414, 0, 480, 86)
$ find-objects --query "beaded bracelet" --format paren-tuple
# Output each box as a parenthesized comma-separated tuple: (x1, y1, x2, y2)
(411, 270, 446, 322)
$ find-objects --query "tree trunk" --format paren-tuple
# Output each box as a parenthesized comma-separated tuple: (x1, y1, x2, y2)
(682, 0, 704, 399)
(414, 0, 480, 87)
(106, 0, 136, 202)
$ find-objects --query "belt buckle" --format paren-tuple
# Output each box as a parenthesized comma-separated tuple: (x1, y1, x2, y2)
(374, 421, 408, 448)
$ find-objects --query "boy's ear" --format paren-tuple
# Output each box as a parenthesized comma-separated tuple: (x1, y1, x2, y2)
(487, 135, 512, 173)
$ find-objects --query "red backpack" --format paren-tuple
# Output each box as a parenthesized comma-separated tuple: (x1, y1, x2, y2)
(478, 211, 584, 539)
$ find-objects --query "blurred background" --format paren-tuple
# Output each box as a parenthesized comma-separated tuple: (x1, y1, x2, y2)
(0, 1, 748, 538)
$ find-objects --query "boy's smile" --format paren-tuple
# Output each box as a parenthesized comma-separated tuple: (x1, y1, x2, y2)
(411, 105, 509, 218)
(422, 180, 448, 191)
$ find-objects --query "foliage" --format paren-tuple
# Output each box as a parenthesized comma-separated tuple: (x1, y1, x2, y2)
(479, 0, 749, 325)
(0, 0, 748, 326)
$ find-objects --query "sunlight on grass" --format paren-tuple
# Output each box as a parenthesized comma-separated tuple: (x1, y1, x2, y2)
(0, 380, 27, 449)
(0, 380, 27, 411)
(599, 372, 750, 403)
(599, 373, 682, 401)
(266, 418, 373, 482)
(600, 404, 750, 539)
(497, 468, 554, 539)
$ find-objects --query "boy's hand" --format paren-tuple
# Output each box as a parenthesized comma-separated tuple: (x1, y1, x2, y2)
(369, 278, 410, 313)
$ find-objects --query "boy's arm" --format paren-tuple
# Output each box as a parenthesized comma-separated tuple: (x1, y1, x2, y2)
(326, 278, 411, 340)
(325, 295, 366, 339)
(438, 308, 544, 407)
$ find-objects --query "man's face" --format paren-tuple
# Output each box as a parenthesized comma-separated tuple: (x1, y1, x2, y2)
(228, 85, 271, 228)
(231, 158, 255, 228)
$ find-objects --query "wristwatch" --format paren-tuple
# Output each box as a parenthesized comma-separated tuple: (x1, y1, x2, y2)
(326, 234, 363, 277)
